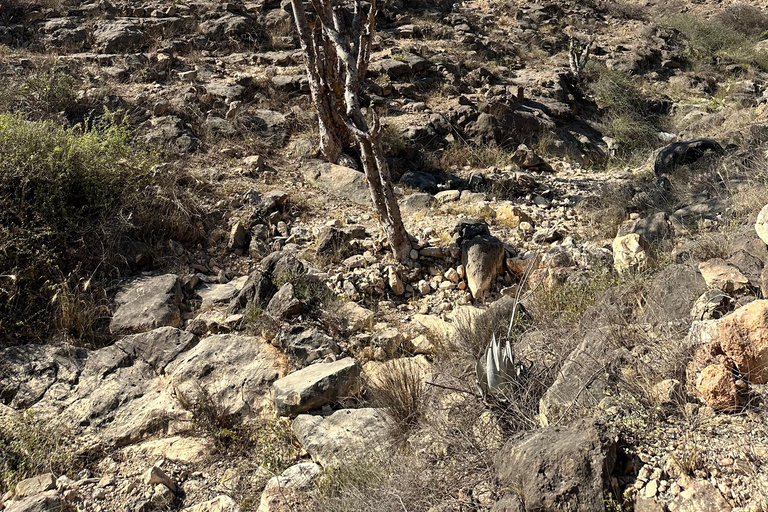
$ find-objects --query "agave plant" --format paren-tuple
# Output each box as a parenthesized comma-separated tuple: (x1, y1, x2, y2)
(475, 259, 537, 400)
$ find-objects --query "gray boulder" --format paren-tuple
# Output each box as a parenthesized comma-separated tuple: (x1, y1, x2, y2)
(227, 270, 276, 315)
(276, 325, 339, 365)
(637, 263, 707, 326)
(303, 161, 370, 206)
(654, 138, 724, 176)
(93, 20, 145, 53)
(462, 234, 506, 299)
(273, 357, 359, 416)
(495, 418, 617, 512)
(267, 283, 305, 319)
(539, 329, 629, 426)
(114, 327, 198, 374)
(168, 334, 286, 419)
(292, 408, 390, 467)
(4, 491, 63, 512)
(110, 274, 182, 334)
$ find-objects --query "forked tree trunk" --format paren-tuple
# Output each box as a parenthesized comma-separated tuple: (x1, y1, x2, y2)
(290, 0, 350, 162)
(289, 0, 411, 262)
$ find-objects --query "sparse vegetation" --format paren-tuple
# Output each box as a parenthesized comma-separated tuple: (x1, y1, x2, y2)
(0, 112, 203, 344)
(0, 411, 84, 494)
(584, 62, 668, 165)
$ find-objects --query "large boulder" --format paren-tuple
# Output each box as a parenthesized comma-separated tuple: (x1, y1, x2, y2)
(612, 234, 651, 275)
(276, 325, 339, 366)
(654, 138, 724, 176)
(717, 299, 768, 383)
(115, 327, 198, 375)
(698, 258, 750, 293)
(227, 270, 276, 315)
(494, 418, 617, 512)
(266, 283, 305, 319)
(696, 363, 742, 412)
(462, 234, 506, 299)
(539, 329, 628, 426)
(110, 274, 182, 334)
(303, 161, 370, 206)
(257, 462, 321, 512)
(168, 334, 287, 418)
(272, 357, 359, 416)
(93, 20, 145, 53)
(668, 479, 732, 512)
(292, 408, 390, 467)
(637, 264, 707, 326)
(755, 204, 768, 246)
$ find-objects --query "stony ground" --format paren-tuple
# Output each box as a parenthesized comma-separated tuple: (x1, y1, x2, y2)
(3, 0, 768, 511)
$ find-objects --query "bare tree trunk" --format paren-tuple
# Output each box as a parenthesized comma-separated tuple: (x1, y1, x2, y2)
(290, 0, 350, 162)
(289, 0, 411, 262)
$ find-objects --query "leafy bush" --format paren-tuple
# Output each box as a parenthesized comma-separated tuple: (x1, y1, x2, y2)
(0, 411, 83, 493)
(0, 69, 77, 121)
(0, 112, 203, 344)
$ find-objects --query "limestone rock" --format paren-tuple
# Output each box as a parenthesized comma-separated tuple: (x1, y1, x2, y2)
(696, 363, 742, 412)
(292, 408, 390, 467)
(110, 274, 182, 334)
(115, 327, 198, 374)
(267, 283, 305, 319)
(123, 436, 217, 465)
(257, 463, 321, 512)
(539, 329, 628, 426)
(495, 418, 617, 512)
(668, 479, 732, 512)
(14, 474, 56, 499)
(388, 266, 405, 295)
(336, 302, 374, 334)
(276, 325, 339, 365)
(182, 495, 241, 512)
(717, 299, 768, 383)
(3, 491, 62, 512)
(303, 161, 370, 206)
(169, 334, 287, 418)
(612, 234, 651, 274)
(143, 466, 176, 492)
(461, 234, 506, 299)
(638, 264, 707, 325)
(698, 258, 750, 293)
(755, 204, 768, 245)
(272, 357, 359, 416)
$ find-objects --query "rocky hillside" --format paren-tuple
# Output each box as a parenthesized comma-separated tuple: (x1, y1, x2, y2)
(3, 0, 768, 511)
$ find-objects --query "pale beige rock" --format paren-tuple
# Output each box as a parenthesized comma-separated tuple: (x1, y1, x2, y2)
(182, 495, 241, 512)
(496, 202, 533, 228)
(123, 436, 217, 464)
(612, 234, 651, 274)
(336, 302, 374, 334)
(668, 479, 732, 512)
(362, 356, 432, 388)
(143, 466, 176, 492)
(14, 474, 56, 499)
(755, 204, 768, 245)
(698, 259, 749, 293)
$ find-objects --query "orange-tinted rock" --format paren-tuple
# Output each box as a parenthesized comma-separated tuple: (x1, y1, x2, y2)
(718, 300, 768, 383)
(696, 364, 742, 411)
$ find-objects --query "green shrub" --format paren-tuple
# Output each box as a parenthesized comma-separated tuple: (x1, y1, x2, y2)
(0, 411, 83, 493)
(0, 112, 203, 345)
(584, 62, 666, 165)
(665, 13, 768, 72)
(0, 69, 77, 121)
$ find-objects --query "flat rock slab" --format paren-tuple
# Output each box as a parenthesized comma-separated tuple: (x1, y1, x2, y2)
(197, 276, 248, 308)
(123, 436, 217, 465)
(110, 274, 182, 334)
(292, 408, 390, 467)
(273, 357, 359, 416)
(303, 161, 370, 206)
(168, 334, 288, 418)
(4, 491, 62, 512)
